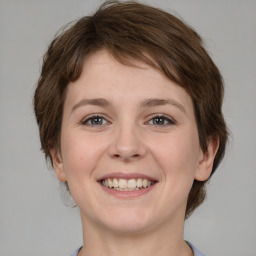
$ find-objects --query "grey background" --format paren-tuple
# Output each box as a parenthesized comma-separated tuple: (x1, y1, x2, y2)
(0, 0, 255, 255)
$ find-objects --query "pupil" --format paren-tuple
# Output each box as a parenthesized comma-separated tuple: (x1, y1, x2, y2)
(92, 117, 102, 124)
(154, 117, 164, 125)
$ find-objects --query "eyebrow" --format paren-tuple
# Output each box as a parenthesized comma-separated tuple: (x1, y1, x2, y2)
(140, 98, 186, 114)
(71, 97, 186, 115)
(71, 98, 111, 113)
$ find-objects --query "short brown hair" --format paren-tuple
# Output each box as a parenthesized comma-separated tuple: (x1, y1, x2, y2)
(34, 1, 228, 218)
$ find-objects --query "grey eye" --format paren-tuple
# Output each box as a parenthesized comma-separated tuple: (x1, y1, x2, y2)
(82, 115, 107, 125)
(148, 115, 175, 126)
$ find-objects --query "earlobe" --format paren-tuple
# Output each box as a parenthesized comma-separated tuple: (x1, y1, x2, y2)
(195, 136, 219, 181)
(50, 148, 67, 182)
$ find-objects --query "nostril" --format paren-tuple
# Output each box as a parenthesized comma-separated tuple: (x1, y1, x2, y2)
(112, 153, 141, 160)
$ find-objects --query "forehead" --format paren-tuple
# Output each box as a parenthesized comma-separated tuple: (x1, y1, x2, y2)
(65, 50, 194, 111)
(81, 50, 157, 81)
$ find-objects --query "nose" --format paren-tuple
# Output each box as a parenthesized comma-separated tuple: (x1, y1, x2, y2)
(108, 124, 146, 162)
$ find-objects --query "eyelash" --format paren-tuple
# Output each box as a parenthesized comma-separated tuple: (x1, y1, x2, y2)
(147, 115, 176, 126)
(81, 114, 175, 127)
(81, 114, 108, 126)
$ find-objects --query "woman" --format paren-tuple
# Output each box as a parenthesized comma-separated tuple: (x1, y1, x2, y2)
(34, 1, 228, 255)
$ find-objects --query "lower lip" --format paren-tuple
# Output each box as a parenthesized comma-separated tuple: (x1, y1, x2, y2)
(99, 182, 157, 198)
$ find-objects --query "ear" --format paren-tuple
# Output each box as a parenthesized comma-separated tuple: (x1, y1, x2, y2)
(50, 148, 67, 182)
(195, 136, 219, 181)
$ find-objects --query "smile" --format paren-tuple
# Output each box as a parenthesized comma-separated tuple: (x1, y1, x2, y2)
(101, 178, 156, 191)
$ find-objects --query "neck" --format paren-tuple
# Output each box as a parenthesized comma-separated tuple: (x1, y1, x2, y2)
(78, 212, 193, 256)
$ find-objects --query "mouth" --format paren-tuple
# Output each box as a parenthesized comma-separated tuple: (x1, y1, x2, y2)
(101, 178, 156, 191)
(97, 173, 158, 197)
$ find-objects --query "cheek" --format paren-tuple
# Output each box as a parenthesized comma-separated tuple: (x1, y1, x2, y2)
(152, 131, 200, 179)
(61, 132, 105, 180)
(146, 131, 201, 216)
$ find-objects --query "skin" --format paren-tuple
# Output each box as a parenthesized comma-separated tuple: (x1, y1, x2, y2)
(51, 50, 218, 256)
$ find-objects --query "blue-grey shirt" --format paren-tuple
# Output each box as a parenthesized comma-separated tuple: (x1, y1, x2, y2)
(70, 242, 205, 256)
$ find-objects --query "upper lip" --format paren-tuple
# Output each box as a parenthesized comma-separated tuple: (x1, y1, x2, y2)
(97, 172, 158, 181)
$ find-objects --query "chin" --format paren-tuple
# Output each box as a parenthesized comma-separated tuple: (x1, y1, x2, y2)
(98, 208, 154, 234)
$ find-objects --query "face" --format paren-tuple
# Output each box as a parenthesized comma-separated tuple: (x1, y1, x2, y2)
(51, 50, 216, 235)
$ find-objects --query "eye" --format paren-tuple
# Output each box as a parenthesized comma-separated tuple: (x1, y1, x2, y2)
(148, 115, 175, 126)
(81, 115, 108, 126)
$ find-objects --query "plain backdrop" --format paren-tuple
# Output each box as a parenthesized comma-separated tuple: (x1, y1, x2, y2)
(0, 0, 255, 255)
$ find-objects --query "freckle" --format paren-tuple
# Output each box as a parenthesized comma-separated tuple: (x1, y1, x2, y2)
(80, 157, 84, 160)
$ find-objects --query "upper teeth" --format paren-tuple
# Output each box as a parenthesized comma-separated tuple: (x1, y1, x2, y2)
(102, 178, 154, 190)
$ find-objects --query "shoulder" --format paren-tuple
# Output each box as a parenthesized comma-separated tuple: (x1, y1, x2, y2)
(70, 243, 206, 256)
(187, 241, 206, 256)
(69, 247, 81, 256)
